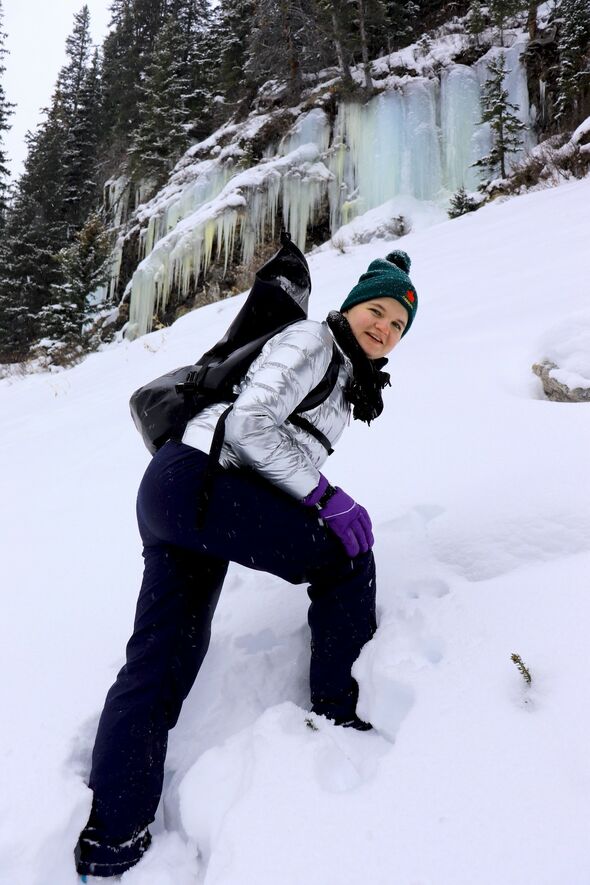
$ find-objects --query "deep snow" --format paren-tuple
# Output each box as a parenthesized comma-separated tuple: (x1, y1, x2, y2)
(1, 174, 590, 885)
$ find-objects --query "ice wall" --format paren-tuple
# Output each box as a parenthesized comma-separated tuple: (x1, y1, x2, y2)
(104, 177, 131, 301)
(127, 145, 325, 338)
(126, 46, 534, 338)
(441, 66, 483, 192)
(138, 160, 235, 260)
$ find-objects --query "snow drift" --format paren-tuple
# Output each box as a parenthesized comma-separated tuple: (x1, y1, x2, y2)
(1, 173, 590, 885)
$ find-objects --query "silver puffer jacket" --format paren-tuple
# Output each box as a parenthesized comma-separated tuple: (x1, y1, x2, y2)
(182, 319, 352, 499)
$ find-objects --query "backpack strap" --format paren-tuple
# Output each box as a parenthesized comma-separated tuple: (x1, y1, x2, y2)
(195, 347, 342, 527)
(285, 345, 341, 453)
(293, 344, 342, 414)
(196, 402, 235, 528)
(286, 414, 334, 454)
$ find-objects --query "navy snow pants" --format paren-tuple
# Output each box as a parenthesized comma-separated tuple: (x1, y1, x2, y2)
(81, 441, 376, 869)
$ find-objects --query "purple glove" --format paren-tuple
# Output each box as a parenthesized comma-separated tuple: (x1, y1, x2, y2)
(303, 475, 374, 558)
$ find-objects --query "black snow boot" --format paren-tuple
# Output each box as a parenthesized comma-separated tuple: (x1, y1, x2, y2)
(74, 826, 151, 878)
(334, 715, 373, 731)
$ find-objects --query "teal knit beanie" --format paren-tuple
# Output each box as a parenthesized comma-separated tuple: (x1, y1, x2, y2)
(340, 250, 417, 335)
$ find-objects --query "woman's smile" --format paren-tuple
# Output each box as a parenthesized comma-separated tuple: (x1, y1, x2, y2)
(343, 297, 409, 359)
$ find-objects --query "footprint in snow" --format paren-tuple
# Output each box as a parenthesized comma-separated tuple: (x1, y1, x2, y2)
(403, 577, 450, 600)
(353, 612, 446, 741)
(381, 503, 445, 533)
(234, 627, 281, 653)
(306, 716, 390, 794)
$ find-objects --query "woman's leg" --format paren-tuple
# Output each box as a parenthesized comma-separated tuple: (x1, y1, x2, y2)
(141, 442, 377, 721)
(76, 539, 227, 877)
(77, 441, 376, 875)
(307, 549, 376, 722)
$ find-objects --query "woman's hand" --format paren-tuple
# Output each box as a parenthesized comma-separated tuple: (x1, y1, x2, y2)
(303, 476, 374, 557)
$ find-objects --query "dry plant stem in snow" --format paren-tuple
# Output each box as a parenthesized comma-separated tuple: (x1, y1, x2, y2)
(511, 653, 532, 685)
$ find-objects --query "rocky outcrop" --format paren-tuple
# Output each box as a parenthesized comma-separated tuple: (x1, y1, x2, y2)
(532, 360, 590, 402)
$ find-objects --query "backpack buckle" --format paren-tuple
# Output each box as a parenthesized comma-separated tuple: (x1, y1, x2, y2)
(175, 366, 205, 395)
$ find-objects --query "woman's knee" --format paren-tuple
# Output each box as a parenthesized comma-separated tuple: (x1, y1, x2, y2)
(316, 546, 374, 579)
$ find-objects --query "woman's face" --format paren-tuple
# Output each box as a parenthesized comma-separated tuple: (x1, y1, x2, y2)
(343, 297, 409, 359)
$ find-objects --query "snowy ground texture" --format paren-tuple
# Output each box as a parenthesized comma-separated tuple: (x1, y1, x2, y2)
(2, 175, 590, 885)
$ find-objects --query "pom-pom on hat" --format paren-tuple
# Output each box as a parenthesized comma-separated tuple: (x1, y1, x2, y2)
(340, 250, 417, 335)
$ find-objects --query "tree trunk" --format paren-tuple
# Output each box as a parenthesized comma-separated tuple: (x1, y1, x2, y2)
(281, 0, 302, 99)
(329, 2, 353, 85)
(527, 0, 538, 40)
(356, 0, 373, 95)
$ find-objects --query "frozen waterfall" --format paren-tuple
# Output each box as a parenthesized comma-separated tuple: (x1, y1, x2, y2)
(125, 47, 534, 338)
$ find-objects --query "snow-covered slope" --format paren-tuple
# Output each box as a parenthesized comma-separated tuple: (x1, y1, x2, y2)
(1, 175, 590, 885)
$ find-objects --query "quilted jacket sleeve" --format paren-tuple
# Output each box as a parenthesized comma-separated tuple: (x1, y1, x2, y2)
(223, 320, 337, 499)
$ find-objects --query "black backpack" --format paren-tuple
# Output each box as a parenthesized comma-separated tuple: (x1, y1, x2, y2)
(130, 231, 341, 460)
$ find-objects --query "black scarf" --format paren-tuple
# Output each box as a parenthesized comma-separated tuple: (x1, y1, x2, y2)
(326, 310, 391, 424)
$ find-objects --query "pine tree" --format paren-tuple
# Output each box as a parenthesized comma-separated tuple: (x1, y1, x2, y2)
(338, 0, 391, 91)
(489, 0, 523, 46)
(0, 7, 101, 359)
(59, 12, 103, 236)
(384, 0, 420, 54)
(39, 212, 112, 347)
(0, 198, 59, 359)
(448, 186, 480, 217)
(59, 5, 94, 117)
(100, 0, 169, 163)
(0, 0, 14, 230)
(317, 0, 354, 85)
(61, 49, 102, 232)
(473, 53, 526, 179)
(167, 0, 215, 138)
(466, 0, 486, 47)
(556, 0, 590, 124)
(127, 17, 192, 187)
(0, 102, 69, 359)
(100, 0, 137, 155)
(210, 0, 256, 110)
(61, 211, 112, 311)
(245, 1, 332, 101)
(245, 1, 300, 98)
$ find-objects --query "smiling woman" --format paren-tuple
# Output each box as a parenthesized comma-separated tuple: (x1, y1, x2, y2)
(344, 298, 409, 358)
(74, 241, 419, 879)
(340, 249, 418, 338)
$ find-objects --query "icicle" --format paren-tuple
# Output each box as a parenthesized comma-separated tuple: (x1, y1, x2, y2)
(327, 85, 438, 229)
(104, 176, 131, 229)
(279, 108, 331, 156)
(127, 147, 325, 337)
(216, 210, 239, 275)
(136, 160, 234, 261)
(440, 65, 483, 191)
(402, 78, 442, 199)
(135, 178, 157, 209)
(282, 163, 331, 250)
(367, 92, 405, 205)
(203, 220, 216, 276)
(108, 235, 125, 302)
(539, 79, 546, 125)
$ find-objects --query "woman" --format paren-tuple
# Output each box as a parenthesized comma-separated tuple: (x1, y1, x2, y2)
(75, 249, 418, 879)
